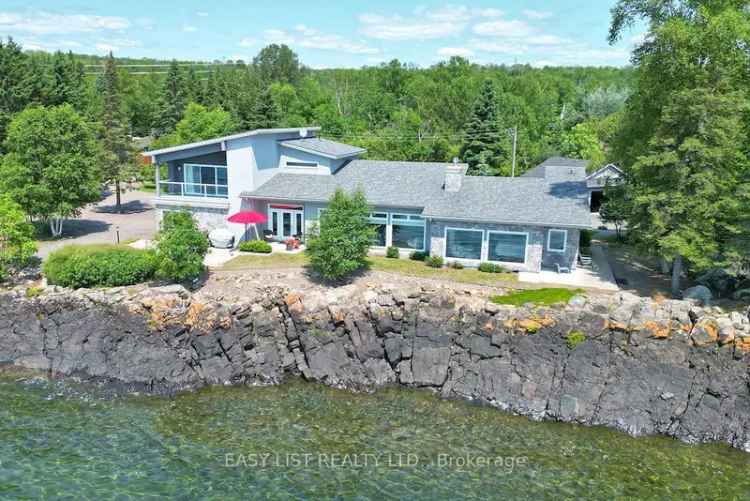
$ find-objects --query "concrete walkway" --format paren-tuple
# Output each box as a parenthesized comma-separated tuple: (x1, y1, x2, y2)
(36, 189, 156, 259)
(518, 244, 619, 291)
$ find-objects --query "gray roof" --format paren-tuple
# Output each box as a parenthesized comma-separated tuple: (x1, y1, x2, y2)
(243, 160, 455, 208)
(280, 137, 366, 159)
(242, 159, 591, 228)
(522, 157, 589, 179)
(422, 176, 591, 228)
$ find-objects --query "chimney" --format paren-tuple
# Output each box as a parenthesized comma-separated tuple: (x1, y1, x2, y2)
(444, 158, 463, 192)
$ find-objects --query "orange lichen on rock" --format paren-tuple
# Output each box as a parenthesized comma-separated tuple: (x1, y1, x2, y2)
(643, 321, 671, 339)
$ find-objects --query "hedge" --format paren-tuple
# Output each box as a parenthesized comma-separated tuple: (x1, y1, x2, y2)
(239, 240, 273, 253)
(44, 245, 156, 289)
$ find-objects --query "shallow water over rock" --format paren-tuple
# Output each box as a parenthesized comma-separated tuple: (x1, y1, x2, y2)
(2, 374, 748, 499)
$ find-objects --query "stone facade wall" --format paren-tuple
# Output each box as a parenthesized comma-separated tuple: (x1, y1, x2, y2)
(541, 228, 580, 272)
(428, 220, 542, 272)
(155, 204, 229, 233)
(429, 220, 579, 273)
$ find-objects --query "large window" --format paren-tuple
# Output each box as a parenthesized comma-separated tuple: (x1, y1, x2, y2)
(391, 214, 425, 251)
(445, 228, 483, 260)
(488, 232, 527, 264)
(369, 212, 388, 247)
(184, 164, 228, 198)
(547, 229, 567, 253)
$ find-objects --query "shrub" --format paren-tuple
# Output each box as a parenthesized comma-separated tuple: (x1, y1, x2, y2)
(425, 256, 444, 268)
(25, 286, 44, 298)
(410, 251, 427, 261)
(306, 189, 374, 280)
(386, 246, 400, 259)
(579, 229, 593, 249)
(153, 211, 209, 282)
(566, 331, 586, 349)
(239, 240, 272, 254)
(478, 262, 507, 273)
(448, 260, 464, 269)
(0, 194, 37, 274)
(44, 244, 156, 289)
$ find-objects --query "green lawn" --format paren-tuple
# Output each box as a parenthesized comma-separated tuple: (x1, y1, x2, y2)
(490, 288, 583, 306)
(220, 253, 518, 286)
(220, 252, 310, 271)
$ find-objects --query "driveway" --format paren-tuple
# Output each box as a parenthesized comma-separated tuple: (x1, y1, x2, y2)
(36, 189, 156, 259)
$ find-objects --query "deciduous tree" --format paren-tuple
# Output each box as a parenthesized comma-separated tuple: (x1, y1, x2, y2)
(0, 105, 102, 237)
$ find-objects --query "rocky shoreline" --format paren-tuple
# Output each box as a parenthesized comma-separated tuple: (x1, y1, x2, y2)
(1, 283, 749, 451)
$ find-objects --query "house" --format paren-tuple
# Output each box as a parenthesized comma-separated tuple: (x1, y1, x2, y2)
(585, 163, 624, 213)
(144, 128, 591, 273)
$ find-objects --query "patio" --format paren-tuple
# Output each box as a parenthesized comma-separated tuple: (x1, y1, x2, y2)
(518, 245, 618, 291)
(203, 241, 305, 268)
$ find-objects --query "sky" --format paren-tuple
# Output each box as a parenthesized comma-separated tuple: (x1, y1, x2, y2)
(0, 1, 645, 68)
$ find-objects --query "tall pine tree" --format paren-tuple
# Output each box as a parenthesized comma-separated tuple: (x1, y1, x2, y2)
(48, 51, 86, 111)
(460, 79, 504, 175)
(155, 60, 186, 137)
(100, 52, 135, 213)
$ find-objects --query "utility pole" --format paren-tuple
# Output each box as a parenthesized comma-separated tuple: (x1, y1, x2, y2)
(509, 126, 518, 177)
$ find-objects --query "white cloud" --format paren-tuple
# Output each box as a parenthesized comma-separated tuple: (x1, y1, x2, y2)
(19, 37, 82, 51)
(263, 29, 295, 45)
(359, 13, 462, 40)
(469, 39, 527, 55)
(182, 24, 197, 33)
(527, 34, 571, 45)
(473, 19, 533, 37)
(229, 54, 248, 62)
(438, 47, 474, 58)
(95, 43, 117, 53)
(262, 26, 379, 55)
(630, 32, 650, 45)
(523, 10, 554, 20)
(0, 11, 130, 35)
(196, 12, 209, 17)
(94, 38, 140, 53)
(359, 5, 502, 41)
(239, 37, 257, 47)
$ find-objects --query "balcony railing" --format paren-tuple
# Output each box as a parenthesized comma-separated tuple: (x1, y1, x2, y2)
(157, 181, 229, 199)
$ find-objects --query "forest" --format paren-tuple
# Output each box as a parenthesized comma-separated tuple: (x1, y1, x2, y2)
(0, 38, 632, 175)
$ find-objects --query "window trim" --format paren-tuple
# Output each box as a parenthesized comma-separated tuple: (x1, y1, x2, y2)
(183, 163, 228, 185)
(487, 230, 529, 265)
(390, 212, 426, 251)
(368, 212, 388, 248)
(547, 229, 567, 253)
(443, 226, 485, 262)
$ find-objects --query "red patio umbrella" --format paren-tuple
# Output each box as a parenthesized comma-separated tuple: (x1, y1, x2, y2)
(227, 211, 268, 241)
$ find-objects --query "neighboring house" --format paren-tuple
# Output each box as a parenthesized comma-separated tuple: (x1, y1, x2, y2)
(144, 128, 591, 273)
(585, 163, 624, 213)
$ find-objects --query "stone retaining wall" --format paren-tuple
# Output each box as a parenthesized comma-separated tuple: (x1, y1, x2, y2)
(1, 284, 748, 451)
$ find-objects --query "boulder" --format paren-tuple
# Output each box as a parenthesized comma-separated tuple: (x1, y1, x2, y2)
(733, 289, 750, 301)
(691, 318, 719, 347)
(683, 285, 712, 306)
(696, 268, 738, 298)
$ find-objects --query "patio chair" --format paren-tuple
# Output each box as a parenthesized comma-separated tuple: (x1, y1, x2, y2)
(262, 229, 275, 243)
(555, 263, 571, 274)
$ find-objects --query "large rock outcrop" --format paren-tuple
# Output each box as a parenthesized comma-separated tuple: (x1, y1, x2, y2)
(1, 284, 749, 451)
